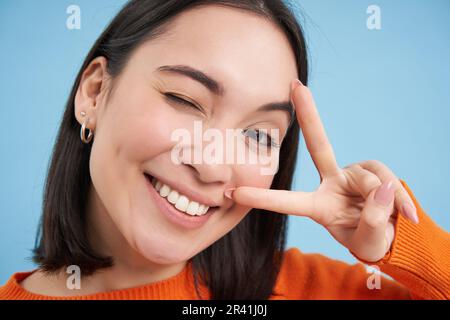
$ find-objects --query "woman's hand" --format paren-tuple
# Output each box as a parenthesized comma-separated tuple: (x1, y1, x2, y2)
(228, 80, 419, 263)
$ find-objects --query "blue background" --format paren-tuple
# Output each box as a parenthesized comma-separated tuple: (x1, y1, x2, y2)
(1, 0, 449, 284)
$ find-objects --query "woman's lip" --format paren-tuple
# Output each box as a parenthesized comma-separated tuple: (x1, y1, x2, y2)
(144, 174, 217, 230)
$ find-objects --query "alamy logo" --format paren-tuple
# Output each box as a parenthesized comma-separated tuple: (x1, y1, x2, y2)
(170, 121, 281, 176)
(66, 265, 81, 290)
(66, 5, 81, 30)
(367, 5, 382, 30)
(366, 265, 382, 290)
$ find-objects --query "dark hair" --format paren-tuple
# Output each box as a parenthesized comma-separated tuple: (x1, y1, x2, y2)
(33, 0, 308, 299)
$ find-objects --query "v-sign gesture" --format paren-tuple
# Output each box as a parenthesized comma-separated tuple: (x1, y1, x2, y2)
(228, 80, 420, 263)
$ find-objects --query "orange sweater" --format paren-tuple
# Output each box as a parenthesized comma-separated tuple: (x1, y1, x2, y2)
(1, 180, 449, 300)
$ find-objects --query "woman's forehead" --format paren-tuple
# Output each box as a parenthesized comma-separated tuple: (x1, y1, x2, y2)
(131, 5, 297, 102)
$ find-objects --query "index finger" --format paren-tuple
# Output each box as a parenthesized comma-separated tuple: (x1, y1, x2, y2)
(232, 186, 318, 219)
(291, 80, 340, 179)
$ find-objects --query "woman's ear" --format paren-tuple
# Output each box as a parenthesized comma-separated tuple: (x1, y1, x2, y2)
(74, 56, 110, 131)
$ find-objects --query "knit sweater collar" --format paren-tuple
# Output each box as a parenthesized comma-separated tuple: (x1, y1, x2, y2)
(0, 262, 210, 300)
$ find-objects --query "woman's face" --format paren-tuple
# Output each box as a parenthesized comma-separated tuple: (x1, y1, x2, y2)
(76, 5, 297, 265)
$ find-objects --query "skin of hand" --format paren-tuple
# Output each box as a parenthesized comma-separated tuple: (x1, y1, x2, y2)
(226, 79, 420, 263)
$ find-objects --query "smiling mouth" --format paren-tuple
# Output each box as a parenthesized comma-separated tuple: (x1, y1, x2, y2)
(144, 173, 219, 217)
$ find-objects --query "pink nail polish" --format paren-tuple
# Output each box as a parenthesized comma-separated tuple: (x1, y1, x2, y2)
(224, 188, 236, 199)
(374, 180, 395, 206)
(402, 202, 419, 224)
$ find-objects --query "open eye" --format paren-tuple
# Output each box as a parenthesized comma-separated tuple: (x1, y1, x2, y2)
(242, 128, 280, 148)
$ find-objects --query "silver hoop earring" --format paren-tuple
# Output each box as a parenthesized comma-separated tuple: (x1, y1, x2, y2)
(80, 117, 93, 144)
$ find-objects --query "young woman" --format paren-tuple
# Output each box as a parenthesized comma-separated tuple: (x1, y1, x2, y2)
(1, 0, 448, 300)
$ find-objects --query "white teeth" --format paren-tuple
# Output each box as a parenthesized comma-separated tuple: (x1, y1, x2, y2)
(159, 184, 170, 197)
(167, 190, 179, 204)
(151, 177, 212, 216)
(201, 205, 209, 215)
(175, 196, 189, 212)
(186, 201, 200, 216)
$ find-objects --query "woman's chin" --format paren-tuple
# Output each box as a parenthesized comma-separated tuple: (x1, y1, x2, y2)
(130, 220, 197, 265)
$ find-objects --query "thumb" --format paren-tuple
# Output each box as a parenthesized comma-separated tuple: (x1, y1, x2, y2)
(350, 180, 395, 262)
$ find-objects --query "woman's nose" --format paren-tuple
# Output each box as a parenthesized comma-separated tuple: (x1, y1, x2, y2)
(185, 161, 233, 185)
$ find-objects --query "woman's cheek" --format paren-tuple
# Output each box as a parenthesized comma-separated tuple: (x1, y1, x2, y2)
(236, 163, 274, 189)
(110, 103, 185, 164)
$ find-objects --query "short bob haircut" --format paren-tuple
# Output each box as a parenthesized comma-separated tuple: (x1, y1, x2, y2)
(33, 0, 308, 300)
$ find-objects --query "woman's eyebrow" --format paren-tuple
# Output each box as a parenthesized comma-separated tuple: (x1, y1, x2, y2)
(155, 64, 225, 96)
(256, 101, 295, 125)
(155, 64, 294, 123)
